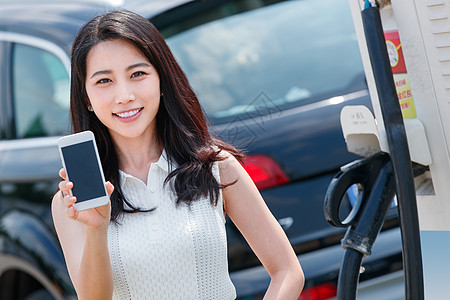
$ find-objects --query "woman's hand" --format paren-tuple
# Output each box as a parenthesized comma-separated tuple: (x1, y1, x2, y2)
(57, 168, 114, 231)
(53, 168, 115, 299)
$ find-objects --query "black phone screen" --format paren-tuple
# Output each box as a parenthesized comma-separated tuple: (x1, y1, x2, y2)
(61, 140, 106, 202)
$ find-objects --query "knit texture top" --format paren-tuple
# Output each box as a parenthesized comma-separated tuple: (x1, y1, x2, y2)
(107, 150, 236, 299)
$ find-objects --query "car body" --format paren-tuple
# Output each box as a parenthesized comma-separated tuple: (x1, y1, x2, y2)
(0, 0, 404, 299)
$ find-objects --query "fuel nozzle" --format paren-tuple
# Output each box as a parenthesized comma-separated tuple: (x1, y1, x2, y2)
(324, 152, 396, 300)
(325, 152, 395, 255)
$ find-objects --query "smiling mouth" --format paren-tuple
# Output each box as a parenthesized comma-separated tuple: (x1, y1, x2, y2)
(114, 108, 143, 119)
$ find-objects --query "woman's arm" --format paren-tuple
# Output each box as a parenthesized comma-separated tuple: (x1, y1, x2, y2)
(219, 153, 305, 299)
(52, 168, 114, 300)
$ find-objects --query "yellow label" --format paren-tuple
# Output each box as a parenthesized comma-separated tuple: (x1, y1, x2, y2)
(393, 73, 417, 119)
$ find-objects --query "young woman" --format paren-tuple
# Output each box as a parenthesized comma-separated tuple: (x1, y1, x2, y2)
(52, 9, 304, 300)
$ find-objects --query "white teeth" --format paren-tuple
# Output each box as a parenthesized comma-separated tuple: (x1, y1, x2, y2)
(116, 108, 140, 118)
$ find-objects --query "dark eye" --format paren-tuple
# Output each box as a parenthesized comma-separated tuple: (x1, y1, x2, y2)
(131, 71, 146, 78)
(96, 78, 111, 84)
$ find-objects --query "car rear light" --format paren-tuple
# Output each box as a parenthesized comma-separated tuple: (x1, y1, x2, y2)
(242, 155, 290, 190)
(299, 283, 337, 300)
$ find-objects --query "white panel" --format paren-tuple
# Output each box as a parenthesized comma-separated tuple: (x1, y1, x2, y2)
(434, 32, 450, 47)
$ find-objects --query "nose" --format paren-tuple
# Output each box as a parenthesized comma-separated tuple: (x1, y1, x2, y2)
(114, 81, 135, 104)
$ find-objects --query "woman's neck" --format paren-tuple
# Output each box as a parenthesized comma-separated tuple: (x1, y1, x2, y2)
(112, 131, 163, 183)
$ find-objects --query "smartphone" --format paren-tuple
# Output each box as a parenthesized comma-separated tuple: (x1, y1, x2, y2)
(57, 130, 109, 211)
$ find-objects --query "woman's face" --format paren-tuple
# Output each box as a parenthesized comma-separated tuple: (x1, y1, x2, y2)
(85, 38, 160, 143)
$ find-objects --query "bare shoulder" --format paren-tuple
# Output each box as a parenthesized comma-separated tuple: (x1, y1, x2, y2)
(217, 149, 245, 184)
(217, 149, 262, 210)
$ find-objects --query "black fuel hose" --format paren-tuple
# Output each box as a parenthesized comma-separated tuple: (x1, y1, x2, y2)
(338, 249, 362, 300)
(361, 6, 424, 300)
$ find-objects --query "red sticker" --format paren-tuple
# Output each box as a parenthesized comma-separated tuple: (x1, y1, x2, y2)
(384, 30, 407, 74)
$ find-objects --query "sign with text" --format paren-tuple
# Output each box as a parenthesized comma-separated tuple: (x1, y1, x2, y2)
(385, 30, 417, 119)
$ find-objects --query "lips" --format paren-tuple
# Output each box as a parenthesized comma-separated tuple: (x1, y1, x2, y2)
(114, 108, 143, 119)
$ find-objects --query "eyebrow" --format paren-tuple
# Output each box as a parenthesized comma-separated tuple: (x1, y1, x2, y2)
(90, 62, 152, 79)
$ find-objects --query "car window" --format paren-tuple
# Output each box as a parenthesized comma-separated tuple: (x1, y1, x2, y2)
(163, 0, 365, 123)
(12, 43, 70, 138)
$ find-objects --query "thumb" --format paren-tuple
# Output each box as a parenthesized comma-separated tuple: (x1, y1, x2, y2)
(105, 181, 115, 197)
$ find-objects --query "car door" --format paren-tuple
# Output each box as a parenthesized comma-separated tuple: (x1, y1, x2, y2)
(0, 32, 74, 299)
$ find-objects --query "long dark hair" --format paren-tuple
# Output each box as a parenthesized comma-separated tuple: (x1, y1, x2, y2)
(70, 9, 243, 222)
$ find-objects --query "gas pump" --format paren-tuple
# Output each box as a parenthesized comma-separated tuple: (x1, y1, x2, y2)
(325, 0, 450, 298)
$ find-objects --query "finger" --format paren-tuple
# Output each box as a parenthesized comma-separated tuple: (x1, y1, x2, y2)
(66, 206, 78, 220)
(63, 195, 77, 207)
(105, 181, 115, 197)
(58, 181, 65, 192)
(59, 168, 67, 180)
(58, 180, 73, 193)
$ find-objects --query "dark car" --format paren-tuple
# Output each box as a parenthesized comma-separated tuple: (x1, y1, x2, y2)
(0, 0, 404, 299)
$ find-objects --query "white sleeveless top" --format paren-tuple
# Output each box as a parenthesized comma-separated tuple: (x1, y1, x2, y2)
(107, 150, 236, 300)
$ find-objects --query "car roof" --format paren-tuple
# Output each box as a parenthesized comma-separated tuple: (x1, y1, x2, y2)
(0, 0, 192, 50)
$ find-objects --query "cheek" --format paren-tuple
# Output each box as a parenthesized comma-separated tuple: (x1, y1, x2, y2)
(140, 76, 160, 96)
(86, 87, 109, 109)
(85, 90, 113, 125)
